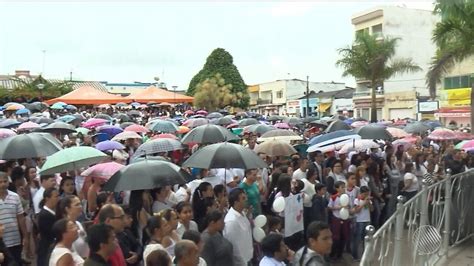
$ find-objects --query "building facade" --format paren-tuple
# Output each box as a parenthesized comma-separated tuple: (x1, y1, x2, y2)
(298, 88, 355, 118)
(351, 6, 439, 121)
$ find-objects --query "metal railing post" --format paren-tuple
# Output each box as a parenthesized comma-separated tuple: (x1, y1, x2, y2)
(361, 225, 375, 266)
(443, 169, 452, 258)
(420, 179, 429, 227)
(393, 195, 405, 266)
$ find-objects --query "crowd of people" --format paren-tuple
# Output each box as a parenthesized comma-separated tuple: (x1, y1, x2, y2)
(0, 105, 472, 266)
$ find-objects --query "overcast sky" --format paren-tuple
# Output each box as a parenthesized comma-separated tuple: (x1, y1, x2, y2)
(0, 1, 434, 90)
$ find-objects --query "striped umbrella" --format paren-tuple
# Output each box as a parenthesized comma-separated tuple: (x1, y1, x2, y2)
(134, 138, 183, 158)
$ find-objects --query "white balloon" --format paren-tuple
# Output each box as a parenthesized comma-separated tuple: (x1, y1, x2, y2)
(272, 197, 285, 213)
(252, 227, 265, 242)
(340, 207, 350, 220)
(254, 215, 267, 228)
(340, 194, 349, 207)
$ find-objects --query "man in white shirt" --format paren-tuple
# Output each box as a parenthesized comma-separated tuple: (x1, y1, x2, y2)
(293, 158, 309, 180)
(224, 188, 253, 266)
(32, 174, 57, 214)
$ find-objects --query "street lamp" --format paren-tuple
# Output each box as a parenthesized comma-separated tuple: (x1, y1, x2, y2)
(172, 85, 178, 104)
(306, 76, 310, 117)
(37, 83, 45, 101)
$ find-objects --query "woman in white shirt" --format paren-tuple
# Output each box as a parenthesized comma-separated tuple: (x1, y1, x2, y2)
(49, 219, 84, 266)
(402, 163, 419, 201)
(56, 195, 89, 258)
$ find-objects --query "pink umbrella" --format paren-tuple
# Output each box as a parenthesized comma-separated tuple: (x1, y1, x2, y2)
(274, 122, 290, 129)
(0, 128, 17, 139)
(226, 123, 239, 129)
(17, 121, 41, 131)
(461, 140, 474, 151)
(401, 135, 419, 144)
(81, 161, 124, 181)
(392, 139, 414, 150)
(124, 124, 150, 133)
(112, 131, 142, 141)
(184, 110, 194, 116)
(454, 131, 474, 140)
(196, 110, 208, 115)
(428, 128, 456, 140)
(351, 121, 369, 128)
(386, 127, 409, 138)
(152, 133, 178, 140)
(82, 118, 108, 129)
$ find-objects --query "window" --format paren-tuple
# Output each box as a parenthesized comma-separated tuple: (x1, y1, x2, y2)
(444, 75, 472, 89)
(372, 24, 383, 35)
(276, 91, 283, 98)
(361, 108, 370, 120)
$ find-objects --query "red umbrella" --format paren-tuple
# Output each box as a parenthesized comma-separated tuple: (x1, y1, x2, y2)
(428, 128, 456, 140)
(153, 134, 178, 140)
(454, 131, 474, 140)
(124, 124, 149, 133)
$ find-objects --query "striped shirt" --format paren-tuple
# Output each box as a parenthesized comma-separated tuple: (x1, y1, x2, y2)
(0, 190, 24, 247)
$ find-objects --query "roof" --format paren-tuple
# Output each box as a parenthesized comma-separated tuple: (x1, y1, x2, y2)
(126, 86, 194, 103)
(0, 76, 108, 93)
(299, 87, 355, 99)
(45, 85, 130, 105)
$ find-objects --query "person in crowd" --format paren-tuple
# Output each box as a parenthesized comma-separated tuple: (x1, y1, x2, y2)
(293, 158, 309, 180)
(292, 221, 332, 266)
(272, 174, 292, 216)
(0, 223, 17, 266)
(97, 204, 127, 266)
(145, 249, 172, 266)
(59, 176, 76, 197)
(326, 160, 346, 194)
(33, 174, 57, 214)
(239, 168, 262, 218)
(181, 230, 207, 266)
(201, 210, 234, 266)
(117, 206, 143, 266)
(56, 195, 89, 259)
(309, 183, 328, 224)
(48, 218, 84, 266)
(351, 186, 373, 261)
(24, 166, 39, 199)
(224, 188, 253, 266)
(152, 186, 173, 214)
(142, 215, 167, 265)
(128, 190, 152, 244)
(345, 172, 360, 211)
(84, 224, 116, 266)
(87, 177, 107, 216)
(176, 201, 198, 238)
(327, 181, 350, 261)
(192, 182, 214, 230)
(310, 151, 325, 184)
(1, 169, 27, 266)
(173, 240, 200, 266)
(401, 163, 419, 201)
(259, 233, 290, 266)
(37, 187, 60, 266)
(446, 149, 466, 175)
(213, 184, 229, 214)
(158, 209, 181, 257)
(267, 215, 283, 234)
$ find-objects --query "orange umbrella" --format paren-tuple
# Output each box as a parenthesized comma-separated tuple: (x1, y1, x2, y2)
(178, 126, 190, 134)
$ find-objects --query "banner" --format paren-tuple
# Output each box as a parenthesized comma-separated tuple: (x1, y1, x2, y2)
(284, 193, 304, 237)
(440, 88, 471, 107)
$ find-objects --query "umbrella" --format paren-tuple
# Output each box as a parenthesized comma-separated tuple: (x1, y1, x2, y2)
(43, 122, 77, 135)
(293, 143, 309, 157)
(302, 117, 318, 123)
(235, 111, 248, 118)
(238, 118, 259, 127)
(181, 124, 239, 144)
(95, 140, 125, 152)
(103, 160, 189, 192)
(182, 142, 267, 169)
(134, 138, 183, 157)
(92, 133, 110, 142)
(124, 124, 149, 133)
(243, 124, 275, 135)
(392, 139, 414, 150)
(18, 121, 40, 131)
(0, 133, 63, 159)
(455, 140, 468, 149)
(351, 121, 369, 128)
(113, 113, 132, 122)
(97, 125, 123, 137)
(354, 125, 393, 140)
(148, 120, 179, 133)
(258, 129, 303, 142)
(0, 128, 16, 139)
(39, 146, 108, 175)
(309, 120, 328, 128)
(196, 110, 208, 115)
(182, 118, 209, 128)
(283, 117, 302, 126)
(57, 115, 80, 124)
(423, 120, 443, 130)
(30, 117, 54, 124)
(83, 118, 108, 129)
(15, 108, 30, 115)
(267, 115, 284, 122)
(153, 133, 178, 140)
(115, 102, 128, 108)
(120, 122, 136, 129)
(95, 114, 113, 121)
(98, 104, 110, 109)
(460, 140, 474, 151)
(307, 130, 361, 153)
(213, 117, 234, 126)
(453, 131, 474, 140)
(51, 102, 66, 110)
(404, 122, 430, 134)
(177, 126, 190, 134)
(338, 139, 381, 154)
(428, 128, 456, 140)
(0, 119, 21, 128)
(254, 139, 298, 157)
(274, 123, 290, 129)
(386, 127, 409, 138)
(65, 105, 77, 111)
(206, 112, 223, 119)
(5, 103, 26, 111)
(128, 110, 141, 117)
(184, 110, 194, 116)
(81, 161, 125, 180)
(112, 131, 142, 141)
(325, 120, 351, 132)
(75, 127, 90, 135)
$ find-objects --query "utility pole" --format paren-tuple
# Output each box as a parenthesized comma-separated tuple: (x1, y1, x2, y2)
(306, 76, 310, 117)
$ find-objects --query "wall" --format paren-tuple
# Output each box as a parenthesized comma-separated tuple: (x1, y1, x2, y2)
(331, 98, 354, 114)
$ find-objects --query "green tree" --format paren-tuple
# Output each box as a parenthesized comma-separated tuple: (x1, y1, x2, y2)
(426, 0, 474, 127)
(194, 73, 244, 111)
(187, 48, 249, 108)
(7, 75, 73, 101)
(336, 32, 422, 122)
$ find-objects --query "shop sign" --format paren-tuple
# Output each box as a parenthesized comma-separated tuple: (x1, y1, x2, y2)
(418, 101, 439, 112)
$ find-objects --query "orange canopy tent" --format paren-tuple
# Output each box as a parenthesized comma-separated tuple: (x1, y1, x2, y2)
(126, 86, 194, 103)
(45, 86, 131, 105)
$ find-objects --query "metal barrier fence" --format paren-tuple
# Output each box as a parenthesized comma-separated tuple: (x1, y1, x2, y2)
(360, 169, 474, 266)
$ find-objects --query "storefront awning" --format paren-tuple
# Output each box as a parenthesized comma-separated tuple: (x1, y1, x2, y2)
(318, 103, 331, 112)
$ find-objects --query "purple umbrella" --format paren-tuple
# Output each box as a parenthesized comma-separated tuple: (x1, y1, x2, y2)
(95, 140, 125, 152)
(98, 125, 123, 137)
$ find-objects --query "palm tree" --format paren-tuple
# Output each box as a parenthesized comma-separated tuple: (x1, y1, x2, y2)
(336, 32, 421, 122)
(426, 0, 474, 128)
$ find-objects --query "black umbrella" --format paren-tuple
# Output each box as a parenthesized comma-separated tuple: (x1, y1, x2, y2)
(113, 113, 132, 122)
(244, 124, 275, 135)
(29, 117, 55, 125)
(95, 114, 113, 121)
(181, 124, 239, 144)
(120, 122, 136, 129)
(238, 118, 259, 127)
(404, 122, 430, 134)
(283, 117, 302, 126)
(0, 119, 21, 128)
(103, 160, 188, 192)
(0, 132, 63, 159)
(207, 112, 223, 119)
(128, 110, 141, 117)
(267, 115, 284, 122)
(302, 117, 318, 123)
(325, 120, 351, 132)
(213, 117, 234, 126)
(43, 122, 77, 135)
(182, 142, 267, 169)
(354, 125, 393, 140)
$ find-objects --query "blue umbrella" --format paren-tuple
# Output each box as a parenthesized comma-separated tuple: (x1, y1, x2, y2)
(307, 130, 361, 152)
(0, 119, 21, 128)
(57, 115, 78, 123)
(65, 104, 77, 111)
(15, 108, 30, 115)
(51, 102, 66, 110)
(98, 125, 123, 138)
(92, 133, 110, 142)
(95, 140, 125, 152)
(148, 120, 179, 133)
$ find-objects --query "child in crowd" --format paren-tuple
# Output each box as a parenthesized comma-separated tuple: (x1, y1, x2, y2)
(309, 183, 328, 224)
(328, 181, 351, 261)
(351, 186, 373, 261)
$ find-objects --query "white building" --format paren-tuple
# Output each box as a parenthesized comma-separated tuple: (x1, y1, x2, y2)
(351, 6, 439, 120)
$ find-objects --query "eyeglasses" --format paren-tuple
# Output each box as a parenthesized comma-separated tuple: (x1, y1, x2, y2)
(110, 215, 125, 220)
